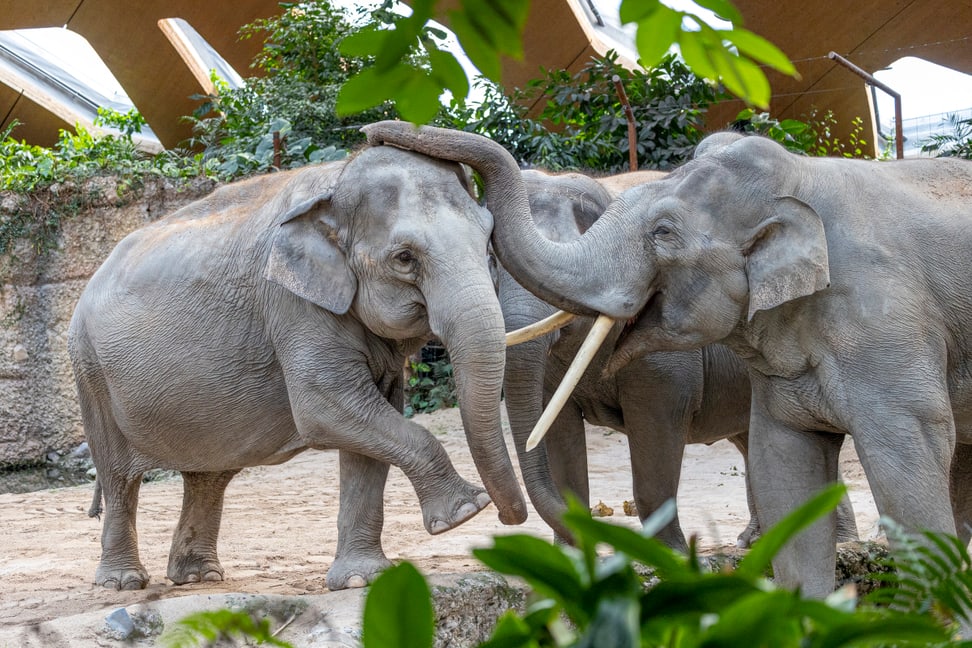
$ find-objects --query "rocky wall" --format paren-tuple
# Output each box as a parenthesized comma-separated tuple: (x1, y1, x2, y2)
(0, 175, 217, 467)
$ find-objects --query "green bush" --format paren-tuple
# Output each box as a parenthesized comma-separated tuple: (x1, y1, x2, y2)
(162, 483, 971, 647)
(441, 51, 719, 172)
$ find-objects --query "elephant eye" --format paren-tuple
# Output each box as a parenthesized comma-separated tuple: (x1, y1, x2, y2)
(652, 224, 673, 237)
(395, 250, 415, 264)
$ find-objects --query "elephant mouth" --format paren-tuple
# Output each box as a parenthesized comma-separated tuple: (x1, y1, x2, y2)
(609, 290, 663, 374)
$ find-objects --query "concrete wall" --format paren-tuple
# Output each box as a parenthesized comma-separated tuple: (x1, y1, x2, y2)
(0, 176, 216, 467)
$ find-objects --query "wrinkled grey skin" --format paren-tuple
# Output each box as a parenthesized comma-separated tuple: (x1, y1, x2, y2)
(505, 169, 857, 550)
(68, 145, 526, 592)
(364, 122, 972, 597)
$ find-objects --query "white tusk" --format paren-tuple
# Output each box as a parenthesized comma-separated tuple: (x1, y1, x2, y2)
(505, 310, 577, 346)
(525, 314, 616, 451)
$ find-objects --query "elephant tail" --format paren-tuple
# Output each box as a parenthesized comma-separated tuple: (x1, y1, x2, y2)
(87, 477, 103, 520)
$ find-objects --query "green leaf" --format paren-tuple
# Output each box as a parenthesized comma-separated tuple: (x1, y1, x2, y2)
(338, 25, 390, 57)
(447, 9, 502, 80)
(633, 5, 683, 70)
(618, 0, 662, 24)
(689, 0, 743, 25)
(336, 64, 411, 116)
(396, 71, 446, 124)
(576, 597, 639, 648)
(561, 511, 688, 581)
(425, 43, 470, 100)
(676, 29, 719, 82)
(711, 47, 771, 108)
(808, 613, 951, 648)
(361, 562, 434, 648)
(473, 534, 586, 616)
(737, 482, 847, 578)
(460, 0, 529, 56)
(723, 27, 796, 75)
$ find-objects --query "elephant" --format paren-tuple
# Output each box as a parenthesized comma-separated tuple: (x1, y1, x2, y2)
(67, 143, 527, 591)
(363, 122, 972, 597)
(504, 168, 857, 551)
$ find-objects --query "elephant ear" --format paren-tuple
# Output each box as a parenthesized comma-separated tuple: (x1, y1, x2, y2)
(744, 196, 830, 320)
(264, 193, 357, 314)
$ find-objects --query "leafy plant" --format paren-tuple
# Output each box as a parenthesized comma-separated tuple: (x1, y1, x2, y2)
(469, 486, 949, 647)
(920, 113, 972, 159)
(404, 354, 457, 417)
(734, 107, 872, 158)
(161, 608, 293, 647)
(336, 0, 796, 122)
(442, 52, 718, 172)
(867, 517, 972, 635)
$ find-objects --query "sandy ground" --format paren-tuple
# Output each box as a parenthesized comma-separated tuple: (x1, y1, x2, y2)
(0, 405, 880, 639)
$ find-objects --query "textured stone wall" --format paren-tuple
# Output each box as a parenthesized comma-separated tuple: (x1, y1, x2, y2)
(0, 176, 217, 467)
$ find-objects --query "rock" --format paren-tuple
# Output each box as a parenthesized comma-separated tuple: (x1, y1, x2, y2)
(12, 344, 28, 362)
(104, 607, 135, 639)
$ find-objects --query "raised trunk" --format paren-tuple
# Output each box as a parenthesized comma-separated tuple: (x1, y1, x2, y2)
(363, 122, 647, 320)
(429, 277, 527, 525)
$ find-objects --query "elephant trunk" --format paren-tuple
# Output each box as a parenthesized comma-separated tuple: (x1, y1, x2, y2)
(362, 122, 648, 320)
(505, 341, 575, 539)
(429, 277, 528, 526)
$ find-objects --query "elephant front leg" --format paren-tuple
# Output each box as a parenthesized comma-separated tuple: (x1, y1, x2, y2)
(96, 471, 148, 590)
(167, 469, 240, 585)
(326, 450, 393, 590)
(627, 415, 689, 553)
(748, 398, 839, 597)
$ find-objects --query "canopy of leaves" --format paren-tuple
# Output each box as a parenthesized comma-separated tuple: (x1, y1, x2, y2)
(441, 51, 720, 172)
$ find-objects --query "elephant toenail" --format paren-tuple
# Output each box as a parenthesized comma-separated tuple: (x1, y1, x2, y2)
(346, 575, 367, 588)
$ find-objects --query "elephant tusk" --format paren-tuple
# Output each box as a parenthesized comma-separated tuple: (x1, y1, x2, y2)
(525, 314, 616, 451)
(505, 310, 578, 346)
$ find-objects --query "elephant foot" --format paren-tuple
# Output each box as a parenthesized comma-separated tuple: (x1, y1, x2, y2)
(736, 519, 761, 548)
(326, 554, 393, 590)
(421, 483, 491, 535)
(96, 564, 149, 590)
(167, 554, 225, 585)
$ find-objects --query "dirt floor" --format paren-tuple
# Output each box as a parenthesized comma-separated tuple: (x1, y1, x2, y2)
(0, 406, 881, 640)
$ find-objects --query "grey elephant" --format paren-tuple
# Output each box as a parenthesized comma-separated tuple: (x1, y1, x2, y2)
(505, 169, 857, 550)
(68, 144, 526, 591)
(364, 122, 972, 597)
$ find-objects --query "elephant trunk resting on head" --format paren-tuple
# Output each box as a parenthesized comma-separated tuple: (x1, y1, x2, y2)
(68, 144, 526, 591)
(364, 121, 972, 597)
(503, 168, 857, 550)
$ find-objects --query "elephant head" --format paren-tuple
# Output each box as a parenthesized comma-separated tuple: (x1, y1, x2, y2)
(364, 123, 830, 371)
(265, 145, 526, 525)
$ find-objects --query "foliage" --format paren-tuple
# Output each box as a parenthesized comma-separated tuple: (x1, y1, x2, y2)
(404, 354, 457, 417)
(733, 107, 872, 158)
(442, 52, 719, 172)
(160, 607, 292, 647)
(867, 517, 972, 635)
(362, 562, 435, 647)
(336, 0, 796, 123)
(467, 486, 950, 647)
(920, 113, 972, 159)
(187, 2, 406, 177)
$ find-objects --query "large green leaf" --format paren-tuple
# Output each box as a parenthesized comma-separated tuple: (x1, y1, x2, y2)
(361, 562, 434, 648)
(473, 534, 587, 619)
(425, 43, 470, 100)
(737, 482, 847, 578)
(633, 5, 683, 71)
(618, 0, 662, 23)
(723, 27, 796, 75)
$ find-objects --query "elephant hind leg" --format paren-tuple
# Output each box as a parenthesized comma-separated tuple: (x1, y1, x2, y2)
(167, 470, 240, 585)
(726, 433, 760, 548)
(951, 442, 972, 547)
(95, 470, 148, 590)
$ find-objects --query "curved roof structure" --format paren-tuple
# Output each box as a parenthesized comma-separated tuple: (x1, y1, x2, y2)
(2, 0, 970, 156)
(0, 0, 279, 149)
